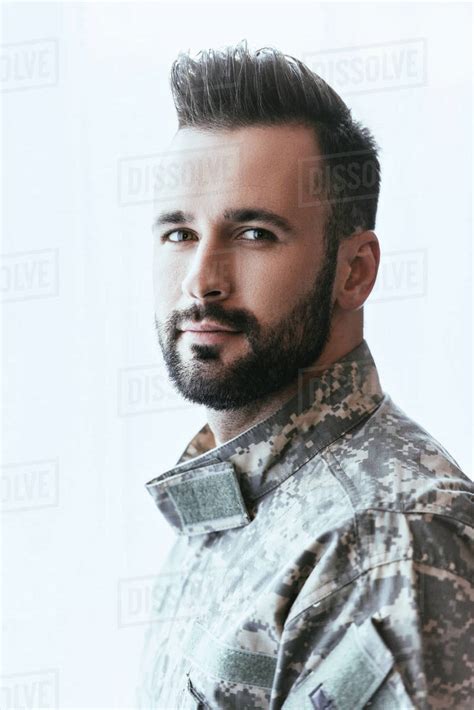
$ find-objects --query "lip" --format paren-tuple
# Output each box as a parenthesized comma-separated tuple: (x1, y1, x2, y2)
(182, 330, 242, 343)
(180, 320, 240, 333)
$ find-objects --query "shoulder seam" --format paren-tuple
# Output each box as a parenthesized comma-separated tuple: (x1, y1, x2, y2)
(286, 557, 473, 626)
(358, 507, 474, 529)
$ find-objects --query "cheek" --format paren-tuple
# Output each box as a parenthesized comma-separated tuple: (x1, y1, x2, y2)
(242, 254, 316, 321)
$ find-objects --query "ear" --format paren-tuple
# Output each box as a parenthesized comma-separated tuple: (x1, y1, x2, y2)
(335, 231, 380, 310)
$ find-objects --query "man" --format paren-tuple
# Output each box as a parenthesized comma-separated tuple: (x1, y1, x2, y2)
(139, 41, 473, 709)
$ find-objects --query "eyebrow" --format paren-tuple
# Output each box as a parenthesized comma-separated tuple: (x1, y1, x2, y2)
(152, 208, 295, 235)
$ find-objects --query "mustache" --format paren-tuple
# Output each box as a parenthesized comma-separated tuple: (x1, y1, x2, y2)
(167, 303, 259, 334)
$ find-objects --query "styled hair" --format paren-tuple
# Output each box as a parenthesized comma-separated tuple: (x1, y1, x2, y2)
(170, 39, 381, 253)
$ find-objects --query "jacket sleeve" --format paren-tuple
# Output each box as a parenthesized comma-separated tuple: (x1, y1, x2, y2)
(272, 512, 474, 710)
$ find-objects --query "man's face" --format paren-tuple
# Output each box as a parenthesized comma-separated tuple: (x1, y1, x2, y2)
(153, 123, 338, 410)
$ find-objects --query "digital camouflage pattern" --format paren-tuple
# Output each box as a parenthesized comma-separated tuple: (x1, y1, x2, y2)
(138, 338, 473, 709)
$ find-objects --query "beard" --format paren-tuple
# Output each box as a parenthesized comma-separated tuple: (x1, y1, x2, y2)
(154, 240, 338, 411)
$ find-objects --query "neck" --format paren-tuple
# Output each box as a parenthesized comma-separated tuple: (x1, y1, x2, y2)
(206, 376, 304, 448)
(206, 320, 364, 447)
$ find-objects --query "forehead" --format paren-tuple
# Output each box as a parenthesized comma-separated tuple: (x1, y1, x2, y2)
(154, 124, 323, 217)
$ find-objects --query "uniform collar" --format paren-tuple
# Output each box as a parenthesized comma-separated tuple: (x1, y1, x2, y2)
(145, 338, 384, 536)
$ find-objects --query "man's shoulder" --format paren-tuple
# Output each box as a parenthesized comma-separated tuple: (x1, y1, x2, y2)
(321, 392, 473, 521)
(281, 395, 473, 622)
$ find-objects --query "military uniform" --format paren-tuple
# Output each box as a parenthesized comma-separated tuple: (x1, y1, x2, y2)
(138, 338, 473, 709)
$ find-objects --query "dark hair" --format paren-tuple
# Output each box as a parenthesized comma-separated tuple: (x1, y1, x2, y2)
(170, 39, 381, 253)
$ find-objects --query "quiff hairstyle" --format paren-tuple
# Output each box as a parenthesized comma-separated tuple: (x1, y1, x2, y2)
(170, 39, 381, 257)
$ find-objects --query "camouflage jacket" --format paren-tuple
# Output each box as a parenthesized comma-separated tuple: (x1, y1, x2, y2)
(138, 338, 473, 709)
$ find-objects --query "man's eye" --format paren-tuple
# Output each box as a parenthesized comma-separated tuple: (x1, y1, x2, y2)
(238, 228, 277, 242)
(161, 229, 194, 243)
(159, 228, 277, 243)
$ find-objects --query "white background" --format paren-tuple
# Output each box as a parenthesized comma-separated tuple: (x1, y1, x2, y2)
(1, 1, 472, 708)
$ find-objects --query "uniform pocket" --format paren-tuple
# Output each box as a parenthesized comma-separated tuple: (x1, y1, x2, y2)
(282, 617, 414, 709)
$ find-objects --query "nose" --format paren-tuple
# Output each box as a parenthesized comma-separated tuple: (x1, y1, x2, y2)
(181, 239, 235, 303)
